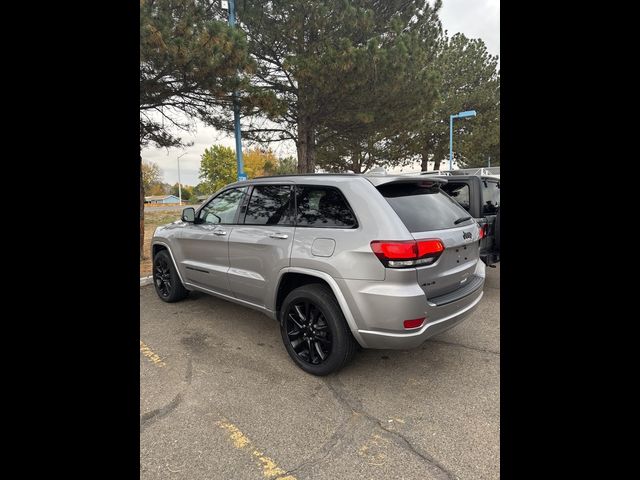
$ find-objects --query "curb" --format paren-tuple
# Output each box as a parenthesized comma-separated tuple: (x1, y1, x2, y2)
(140, 275, 153, 287)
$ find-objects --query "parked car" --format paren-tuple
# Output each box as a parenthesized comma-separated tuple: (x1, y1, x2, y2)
(151, 174, 486, 375)
(425, 173, 500, 266)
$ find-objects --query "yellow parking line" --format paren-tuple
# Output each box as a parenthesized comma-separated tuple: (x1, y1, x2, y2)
(140, 340, 166, 367)
(217, 420, 297, 480)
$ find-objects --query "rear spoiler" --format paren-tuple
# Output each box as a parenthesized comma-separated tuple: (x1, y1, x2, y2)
(365, 176, 448, 188)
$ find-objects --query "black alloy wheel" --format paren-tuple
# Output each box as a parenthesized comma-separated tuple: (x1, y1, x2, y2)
(152, 249, 189, 303)
(280, 284, 357, 375)
(284, 300, 332, 365)
(154, 255, 172, 298)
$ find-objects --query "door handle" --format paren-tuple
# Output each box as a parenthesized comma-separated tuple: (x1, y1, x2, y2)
(213, 230, 227, 236)
(269, 233, 289, 239)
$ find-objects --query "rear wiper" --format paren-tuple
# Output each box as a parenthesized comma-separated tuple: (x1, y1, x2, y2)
(454, 216, 472, 225)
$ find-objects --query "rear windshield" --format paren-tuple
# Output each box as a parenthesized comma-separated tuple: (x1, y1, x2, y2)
(377, 182, 473, 232)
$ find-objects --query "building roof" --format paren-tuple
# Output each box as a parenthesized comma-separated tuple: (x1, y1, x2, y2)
(145, 195, 178, 201)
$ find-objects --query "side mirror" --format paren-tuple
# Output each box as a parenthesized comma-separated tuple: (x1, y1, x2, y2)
(181, 207, 195, 223)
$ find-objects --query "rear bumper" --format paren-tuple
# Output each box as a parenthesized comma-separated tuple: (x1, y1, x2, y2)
(356, 287, 483, 349)
(336, 261, 486, 350)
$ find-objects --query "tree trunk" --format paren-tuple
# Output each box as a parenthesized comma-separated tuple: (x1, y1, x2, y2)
(140, 154, 145, 260)
(296, 116, 316, 173)
(348, 149, 359, 173)
(432, 157, 442, 171)
(420, 149, 430, 172)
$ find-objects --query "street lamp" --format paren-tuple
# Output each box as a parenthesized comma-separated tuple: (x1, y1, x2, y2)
(449, 110, 477, 170)
(177, 151, 187, 205)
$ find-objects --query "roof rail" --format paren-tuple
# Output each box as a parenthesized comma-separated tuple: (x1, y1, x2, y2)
(416, 166, 500, 177)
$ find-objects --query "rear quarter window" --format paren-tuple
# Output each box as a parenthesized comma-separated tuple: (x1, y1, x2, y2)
(295, 185, 357, 228)
(377, 182, 473, 232)
(482, 180, 500, 215)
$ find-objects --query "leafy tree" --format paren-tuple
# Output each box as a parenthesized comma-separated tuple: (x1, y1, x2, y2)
(142, 160, 163, 192)
(265, 155, 298, 175)
(139, 0, 253, 258)
(193, 183, 209, 197)
(243, 147, 279, 178)
(198, 145, 236, 194)
(170, 183, 193, 200)
(149, 183, 168, 196)
(414, 33, 500, 171)
(229, 0, 442, 173)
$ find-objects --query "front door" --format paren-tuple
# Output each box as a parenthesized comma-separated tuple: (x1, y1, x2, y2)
(228, 184, 295, 306)
(176, 187, 247, 295)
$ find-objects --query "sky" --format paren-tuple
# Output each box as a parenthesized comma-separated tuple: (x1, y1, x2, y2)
(142, 0, 500, 186)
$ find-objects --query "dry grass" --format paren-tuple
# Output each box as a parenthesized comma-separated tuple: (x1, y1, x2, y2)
(140, 210, 182, 277)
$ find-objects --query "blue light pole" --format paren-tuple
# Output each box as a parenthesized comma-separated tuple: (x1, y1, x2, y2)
(225, 0, 246, 181)
(449, 110, 477, 170)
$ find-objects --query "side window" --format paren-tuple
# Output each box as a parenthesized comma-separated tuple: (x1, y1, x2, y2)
(198, 187, 247, 224)
(243, 185, 294, 225)
(442, 182, 470, 212)
(295, 186, 357, 228)
(482, 181, 500, 215)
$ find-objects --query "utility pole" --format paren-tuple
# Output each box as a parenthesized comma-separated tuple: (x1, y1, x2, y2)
(222, 0, 246, 182)
(177, 151, 187, 205)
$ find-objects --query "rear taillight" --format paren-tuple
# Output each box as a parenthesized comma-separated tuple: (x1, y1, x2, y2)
(403, 317, 425, 329)
(370, 239, 444, 268)
(479, 224, 486, 240)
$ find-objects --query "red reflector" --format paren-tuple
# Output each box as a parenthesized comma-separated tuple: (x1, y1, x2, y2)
(403, 318, 425, 329)
(370, 240, 417, 259)
(416, 240, 444, 257)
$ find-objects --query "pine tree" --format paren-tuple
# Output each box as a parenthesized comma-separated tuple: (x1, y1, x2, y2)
(139, 0, 253, 258)
(228, 0, 443, 173)
(414, 33, 500, 171)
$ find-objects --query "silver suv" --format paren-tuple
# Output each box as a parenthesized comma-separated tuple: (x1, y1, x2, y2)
(151, 174, 485, 375)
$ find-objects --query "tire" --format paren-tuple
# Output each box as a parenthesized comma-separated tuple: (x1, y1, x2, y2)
(494, 208, 500, 252)
(152, 249, 189, 303)
(279, 284, 358, 376)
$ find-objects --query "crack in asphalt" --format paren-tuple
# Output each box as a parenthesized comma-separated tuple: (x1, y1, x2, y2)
(317, 376, 457, 480)
(140, 392, 183, 432)
(140, 358, 193, 432)
(425, 338, 500, 355)
(281, 412, 363, 476)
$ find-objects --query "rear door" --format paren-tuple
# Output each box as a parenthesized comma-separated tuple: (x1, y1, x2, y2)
(176, 186, 247, 295)
(376, 181, 481, 300)
(228, 184, 295, 306)
(480, 178, 500, 251)
(442, 178, 492, 253)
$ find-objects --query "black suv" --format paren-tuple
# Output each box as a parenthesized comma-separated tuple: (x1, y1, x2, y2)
(425, 173, 500, 266)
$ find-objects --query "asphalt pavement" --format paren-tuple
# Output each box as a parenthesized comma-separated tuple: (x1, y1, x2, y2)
(140, 265, 500, 480)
